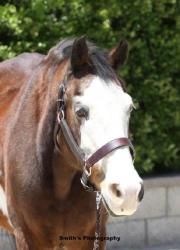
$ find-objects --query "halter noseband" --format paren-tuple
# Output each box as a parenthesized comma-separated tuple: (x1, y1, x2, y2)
(54, 71, 135, 192)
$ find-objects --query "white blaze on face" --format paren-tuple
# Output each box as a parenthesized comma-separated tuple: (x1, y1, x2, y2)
(73, 76, 143, 216)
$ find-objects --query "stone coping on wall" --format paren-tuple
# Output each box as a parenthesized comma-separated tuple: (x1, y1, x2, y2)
(144, 174, 180, 189)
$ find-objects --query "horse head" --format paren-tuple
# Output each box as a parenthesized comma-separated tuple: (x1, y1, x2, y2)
(54, 37, 144, 217)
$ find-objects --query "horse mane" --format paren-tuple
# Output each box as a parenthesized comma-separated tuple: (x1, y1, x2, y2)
(46, 38, 118, 82)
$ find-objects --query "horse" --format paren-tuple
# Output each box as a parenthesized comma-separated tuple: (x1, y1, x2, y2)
(0, 37, 144, 250)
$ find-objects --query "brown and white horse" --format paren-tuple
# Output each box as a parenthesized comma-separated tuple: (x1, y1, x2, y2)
(0, 37, 143, 250)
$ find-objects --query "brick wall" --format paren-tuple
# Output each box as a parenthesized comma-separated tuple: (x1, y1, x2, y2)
(107, 175, 180, 249)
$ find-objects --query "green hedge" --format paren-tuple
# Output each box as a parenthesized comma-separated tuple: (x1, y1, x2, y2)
(0, 0, 179, 175)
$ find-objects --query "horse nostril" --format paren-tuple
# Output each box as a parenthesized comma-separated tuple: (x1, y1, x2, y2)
(116, 189, 121, 197)
(138, 183, 144, 202)
(111, 184, 122, 198)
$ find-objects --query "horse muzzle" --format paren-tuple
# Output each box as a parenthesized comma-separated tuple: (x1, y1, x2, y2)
(100, 181, 144, 216)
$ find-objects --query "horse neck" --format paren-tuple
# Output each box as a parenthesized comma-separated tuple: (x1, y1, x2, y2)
(37, 60, 79, 199)
(52, 152, 77, 200)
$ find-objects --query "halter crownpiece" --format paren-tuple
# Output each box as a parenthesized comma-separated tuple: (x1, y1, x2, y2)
(54, 70, 136, 192)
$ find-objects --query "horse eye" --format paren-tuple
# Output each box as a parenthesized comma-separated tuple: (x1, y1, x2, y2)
(76, 106, 89, 120)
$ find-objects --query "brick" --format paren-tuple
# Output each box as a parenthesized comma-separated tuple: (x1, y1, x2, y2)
(147, 217, 180, 246)
(106, 220, 145, 248)
(168, 187, 180, 216)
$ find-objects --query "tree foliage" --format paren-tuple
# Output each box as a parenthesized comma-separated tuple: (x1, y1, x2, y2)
(0, 0, 179, 175)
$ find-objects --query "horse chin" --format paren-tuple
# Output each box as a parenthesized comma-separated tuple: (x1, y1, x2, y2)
(101, 196, 124, 217)
(101, 195, 137, 217)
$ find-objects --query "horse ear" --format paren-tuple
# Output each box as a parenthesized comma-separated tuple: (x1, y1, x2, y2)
(71, 36, 89, 73)
(109, 40, 129, 70)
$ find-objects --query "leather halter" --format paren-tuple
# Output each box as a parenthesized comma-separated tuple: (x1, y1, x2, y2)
(54, 71, 135, 192)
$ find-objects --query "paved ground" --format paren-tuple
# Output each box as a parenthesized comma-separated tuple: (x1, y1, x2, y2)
(128, 247, 180, 250)
(107, 247, 180, 250)
(144, 247, 180, 250)
(108, 247, 180, 250)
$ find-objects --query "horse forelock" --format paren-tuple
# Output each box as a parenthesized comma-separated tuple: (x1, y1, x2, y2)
(46, 38, 122, 85)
